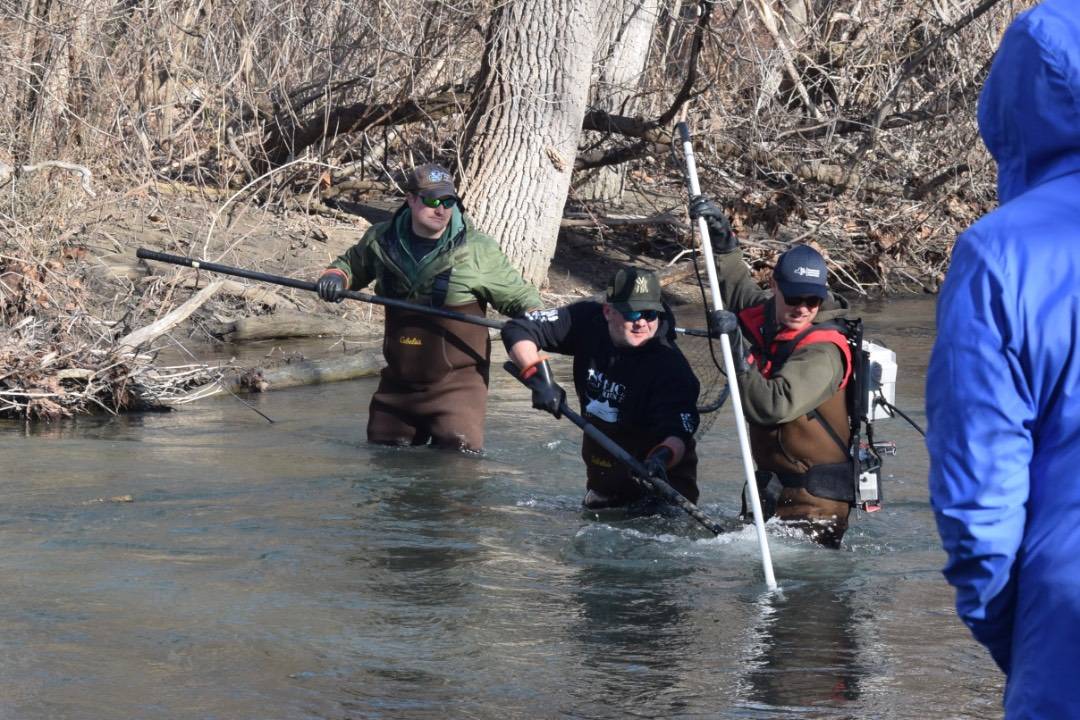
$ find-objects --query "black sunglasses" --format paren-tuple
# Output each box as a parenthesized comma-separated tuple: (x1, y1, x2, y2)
(620, 309, 659, 322)
(783, 294, 823, 309)
(419, 196, 458, 209)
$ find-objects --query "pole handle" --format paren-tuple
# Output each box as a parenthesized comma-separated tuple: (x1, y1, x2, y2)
(676, 121, 691, 144)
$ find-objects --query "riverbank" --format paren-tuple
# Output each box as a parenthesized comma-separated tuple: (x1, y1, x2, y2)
(0, 182, 947, 420)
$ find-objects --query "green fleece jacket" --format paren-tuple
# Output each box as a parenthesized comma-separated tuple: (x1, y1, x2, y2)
(715, 251, 848, 426)
(327, 204, 541, 317)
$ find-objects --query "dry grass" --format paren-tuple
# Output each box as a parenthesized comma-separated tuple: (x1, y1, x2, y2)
(0, 0, 1032, 418)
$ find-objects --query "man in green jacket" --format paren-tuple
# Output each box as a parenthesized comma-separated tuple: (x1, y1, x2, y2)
(317, 163, 541, 452)
(691, 195, 856, 546)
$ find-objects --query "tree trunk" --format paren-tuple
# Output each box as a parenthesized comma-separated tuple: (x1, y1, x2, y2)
(576, 0, 661, 204)
(459, 0, 600, 288)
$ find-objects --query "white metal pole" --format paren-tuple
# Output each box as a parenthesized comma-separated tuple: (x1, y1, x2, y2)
(677, 122, 777, 590)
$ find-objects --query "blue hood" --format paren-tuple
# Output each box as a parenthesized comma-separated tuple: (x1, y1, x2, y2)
(978, 0, 1080, 203)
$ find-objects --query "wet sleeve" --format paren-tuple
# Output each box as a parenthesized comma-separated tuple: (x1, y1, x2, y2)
(501, 303, 584, 356)
(926, 232, 1031, 674)
(644, 358, 700, 442)
(715, 251, 771, 313)
(737, 342, 845, 425)
(472, 236, 542, 317)
(329, 227, 379, 290)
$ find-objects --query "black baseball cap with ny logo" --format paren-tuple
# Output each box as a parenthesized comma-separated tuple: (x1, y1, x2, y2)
(606, 267, 664, 312)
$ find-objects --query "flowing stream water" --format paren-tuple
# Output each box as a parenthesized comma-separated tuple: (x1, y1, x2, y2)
(0, 296, 1004, 719)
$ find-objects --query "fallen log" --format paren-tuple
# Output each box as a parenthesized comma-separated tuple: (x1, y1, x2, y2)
(118, 281, 224, 352)
(216, 310, 372, 341)
(175, 350, 385, 404)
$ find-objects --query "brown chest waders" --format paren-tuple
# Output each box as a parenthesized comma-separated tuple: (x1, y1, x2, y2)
(581, 416, 699, 505)
(747, 389, 853, 544)
(367, 299, 491, 451)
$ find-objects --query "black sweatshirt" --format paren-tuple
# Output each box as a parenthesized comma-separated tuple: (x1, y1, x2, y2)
(502, 301, 700, 443)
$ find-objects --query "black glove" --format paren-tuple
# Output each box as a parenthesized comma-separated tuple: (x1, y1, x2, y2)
(688, 194, 738, 255)
(316, 272, 346, 302)
(644, 446, 674, 484)
(521, 358, 566, 418)
(708, 309, 738, 337)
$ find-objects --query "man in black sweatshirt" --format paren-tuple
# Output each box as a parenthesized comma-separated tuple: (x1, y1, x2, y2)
(502, 267, 701, 511)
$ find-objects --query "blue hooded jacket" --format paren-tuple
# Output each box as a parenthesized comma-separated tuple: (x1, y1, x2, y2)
(926, 0, 1080, 716)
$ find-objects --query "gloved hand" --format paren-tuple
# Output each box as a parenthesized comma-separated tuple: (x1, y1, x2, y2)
(316, 272, 346, 302)
(708, 309, 738, 337)
(644, 446, 674, 483)
(521, 358, 566, 418)
(688, 194, 738, 255)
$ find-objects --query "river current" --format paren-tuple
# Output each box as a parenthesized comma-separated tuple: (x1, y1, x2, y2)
(0, 296, 1003, 719)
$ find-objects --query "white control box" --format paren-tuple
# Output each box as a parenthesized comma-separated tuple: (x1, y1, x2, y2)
(863, 340, 897, 421)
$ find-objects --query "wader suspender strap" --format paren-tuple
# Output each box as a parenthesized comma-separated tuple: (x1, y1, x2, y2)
(768, 322, 851, 456)
(763, 325, 817, 370)
(807, 407, 850, 455)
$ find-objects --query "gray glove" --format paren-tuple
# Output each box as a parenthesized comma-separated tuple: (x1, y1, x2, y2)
(316, 272, 346, 302)
(521, 359, 566, 418)
(688, 194, 738, 255)
(708, 309, 738, 337)
(644, 446, 674, 484)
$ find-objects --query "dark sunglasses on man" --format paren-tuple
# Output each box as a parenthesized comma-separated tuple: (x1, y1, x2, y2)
(420, 196, 459, 209)
(783, 294, 823, 309)
(620, 309, 659, 322)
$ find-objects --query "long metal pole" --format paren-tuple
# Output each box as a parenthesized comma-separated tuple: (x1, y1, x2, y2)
(676, 122, 777, 589)
(136, 248, 506, 329)
(136, 247, 718, 337)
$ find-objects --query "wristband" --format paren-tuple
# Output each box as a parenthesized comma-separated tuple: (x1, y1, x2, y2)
(519, 355, 549, 381)
(320, 268, 348, 283)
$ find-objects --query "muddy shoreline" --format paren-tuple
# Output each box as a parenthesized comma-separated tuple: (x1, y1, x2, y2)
(1, 188, 941, 420)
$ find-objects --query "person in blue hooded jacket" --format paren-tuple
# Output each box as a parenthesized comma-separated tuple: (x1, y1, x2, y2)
(926, 1, 1080, 716)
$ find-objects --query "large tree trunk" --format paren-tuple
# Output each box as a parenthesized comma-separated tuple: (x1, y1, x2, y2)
(576, 0, 661, 204)
(458, 0, 600, 288)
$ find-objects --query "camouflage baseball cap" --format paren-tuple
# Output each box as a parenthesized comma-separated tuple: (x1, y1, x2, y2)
(405, 163, 456, 199)
(606, 267, 663, 313)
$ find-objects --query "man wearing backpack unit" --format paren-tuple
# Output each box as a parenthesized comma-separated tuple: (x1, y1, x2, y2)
(689, 198, 855, 546)
(316, 162, 541, 452)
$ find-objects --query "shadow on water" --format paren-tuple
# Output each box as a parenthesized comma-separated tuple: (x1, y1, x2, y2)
(562, 559, 696, 718)
(738, 577, 866, 718)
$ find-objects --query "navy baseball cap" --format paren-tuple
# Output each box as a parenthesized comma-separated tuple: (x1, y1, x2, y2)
(773, 245, 829, 299)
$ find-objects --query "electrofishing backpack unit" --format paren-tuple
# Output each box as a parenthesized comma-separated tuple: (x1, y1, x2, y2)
(834, 317, 897, 512)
